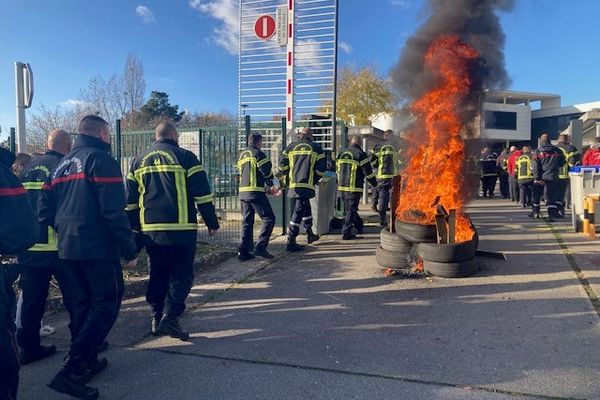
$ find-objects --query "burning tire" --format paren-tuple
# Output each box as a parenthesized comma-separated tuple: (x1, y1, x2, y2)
(375, 246, 410, 270)
(395, 220, 437, 243)
(380, 228, 413, 252)
(417, 240, 476, 263)
(423, 258, 479, 278)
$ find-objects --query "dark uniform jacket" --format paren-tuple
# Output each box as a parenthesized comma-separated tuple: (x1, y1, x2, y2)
(532, 143, 566, 182)
(515, 152, 534, 184)
(279, 137, 326, 199)
(556, 142, 581, 180)
(337, 143, 377, 195)
(478, 153, 498, 177)
(39, 135, 137, 261)
(18, 151, 63, 267)
(370, 141, 398, 182)
(237, 145, 273, 201)
(497, 150, 510, 174)
(0, 147, 37, 255)
(126, 139, 219, 246)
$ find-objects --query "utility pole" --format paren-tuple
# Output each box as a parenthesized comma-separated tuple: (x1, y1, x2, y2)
(14, 62, 34, 153)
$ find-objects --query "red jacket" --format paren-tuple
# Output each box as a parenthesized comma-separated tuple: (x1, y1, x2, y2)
(583, 148, 600, 166)
(507, 150, 522, 176)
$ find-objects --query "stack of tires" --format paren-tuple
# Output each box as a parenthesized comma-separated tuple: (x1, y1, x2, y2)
(376, 220, 480, 278)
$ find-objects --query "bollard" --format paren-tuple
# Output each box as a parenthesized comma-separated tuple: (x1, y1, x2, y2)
(583, 196, 590, 235)
(589, 197, 596, 240)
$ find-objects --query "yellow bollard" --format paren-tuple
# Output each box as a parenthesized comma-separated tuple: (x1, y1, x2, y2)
(583, 196, 590, 235)
(589, 197, 597, 240)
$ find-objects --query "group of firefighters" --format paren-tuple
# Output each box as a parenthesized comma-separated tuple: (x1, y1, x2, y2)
(477, 132, 594, 221)
(0, 118, 399, 400)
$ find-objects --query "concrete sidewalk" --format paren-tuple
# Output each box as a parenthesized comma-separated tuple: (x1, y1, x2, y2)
(19, 199, 600, 399)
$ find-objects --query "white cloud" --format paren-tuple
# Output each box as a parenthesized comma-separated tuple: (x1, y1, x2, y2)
(135, 5, 156, 25)
(60, 99, 89, 109)
(389, 0, 410, 8)
(189, 0, 239, 55)
(338, 41, 352, 54)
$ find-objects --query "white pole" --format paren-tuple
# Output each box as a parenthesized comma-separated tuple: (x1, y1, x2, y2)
(15, 62, 26, 153)
(596, 122, 600, 138)
(363, 135, 368, 204)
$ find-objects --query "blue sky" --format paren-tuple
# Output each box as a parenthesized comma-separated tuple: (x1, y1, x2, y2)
(1, 0, 599, 139)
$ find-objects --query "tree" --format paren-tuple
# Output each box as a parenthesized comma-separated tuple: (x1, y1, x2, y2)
(331, 67, 397, 126)
(178, 110, 235, 128)
(138, 91, 184, 124)
(80, 53, 146, 127)
(26, 103, 91, 153)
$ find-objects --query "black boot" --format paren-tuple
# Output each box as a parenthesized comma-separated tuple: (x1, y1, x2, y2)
(81, 357, 108, 383)
(237, 251, 255, 261)
(20, 344, 57, 365)
(342, 232, 357, 240)
(151, 313, 162, 336)
(286, 236, 304, 252)
(48, 357, 99, 400)
(96, 340, 109, 353)
(307, 228, 320, 244)
(379, 212, 388, 227)
(157, 316, 190, 341)
(254, 247, 274, 259)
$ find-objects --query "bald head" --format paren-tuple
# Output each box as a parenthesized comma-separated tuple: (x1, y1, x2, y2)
(540, 133, 549, 144)
(509, 145, 517, 152)
(155, 122, 178, 142)
(350, 135, 361, 146)
(48, 129, 72, 155)
(299, 127, 312, 140)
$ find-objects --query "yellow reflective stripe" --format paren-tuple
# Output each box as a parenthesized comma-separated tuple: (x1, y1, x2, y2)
(22, 181, 44, 190)
(359, 158, 370, 166)
(366, 171, 376, 179)
(127, 172, 136, 181)
(176, 169, 188, 224)
(378, 174, 395, 179)
(316, 153, 325, 160)
(289, 183, 315, 190)
(134, 164, 185, 178)
(257, 157, 270, 167)
(29, 226, 57, 252)
(187, 165, 205, 178)
(239, 187, 264, 192)
(125, 203, 139, 211)
(264, 172, 273, 179)
(338, 186, 363, 193)
(316, 170, 326, 177)
(141, 223, 197, 232)
(194, 194, 214, 204)
(139, 175, 147, 227)
(279, 165, 290, 171)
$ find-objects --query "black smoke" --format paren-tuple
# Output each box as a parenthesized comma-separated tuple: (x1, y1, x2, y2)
(391, 0, 514, 104)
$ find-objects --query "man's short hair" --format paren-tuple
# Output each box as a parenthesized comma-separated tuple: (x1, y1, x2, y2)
(384, 129, 393, 136)
(350, 135, 361, 144)
(299, 127, 311, 137)
(155, 122, 177, 139)
(79, 115, 108, 135)
(248, 133, 263, 146)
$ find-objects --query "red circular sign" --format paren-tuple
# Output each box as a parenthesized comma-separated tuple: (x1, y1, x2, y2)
(254, 15, 276, 40)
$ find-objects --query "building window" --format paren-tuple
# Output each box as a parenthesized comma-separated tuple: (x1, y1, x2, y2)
(485, 111, 517, 130)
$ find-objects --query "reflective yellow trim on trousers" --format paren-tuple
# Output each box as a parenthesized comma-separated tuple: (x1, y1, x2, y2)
(141, 223, 198, 232)
(194, 194, 214, 204)
(29, 226, 57, 252)
(22, 182, 44, 190)
(338, 186, 363, 193)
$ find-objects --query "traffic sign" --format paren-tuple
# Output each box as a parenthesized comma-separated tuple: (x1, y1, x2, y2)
(254, 15, 276, 40)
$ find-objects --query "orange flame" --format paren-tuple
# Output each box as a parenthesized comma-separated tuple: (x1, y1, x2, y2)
(396, 35, 477, 243)
(412, 259, 424, 273)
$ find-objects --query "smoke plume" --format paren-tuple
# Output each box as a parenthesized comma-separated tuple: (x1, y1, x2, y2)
(391, 0, 514, 106)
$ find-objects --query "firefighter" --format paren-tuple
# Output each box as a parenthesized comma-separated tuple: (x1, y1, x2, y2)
(507, 145, 522, 203)
(126, 122, 219, 341)
(237, 133, 276, 261)
(16, 130, 78, 366)
(478, 147, 498, 198)
(556, 133, 580, 217)
(530, 134, 566, 221)
(0, 146, 38, 400)
(516, 145, 534, 208)
(337, 136, 378, 240)
(370, 129, 399, 226)
(497, 147, 510, 199)
(279, 127, 326, 252)
(41, 115, 139, 400)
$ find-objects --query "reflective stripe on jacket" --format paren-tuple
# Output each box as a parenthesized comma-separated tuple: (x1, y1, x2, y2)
(18, 151, 62, 267)
(516, 154, 534, 181)
(279, 138, 326, 199)
(371, 143, 398, 180)
(126, 139, 219, 246)
(556, 143, 580, 179)
(337, 143, 377, 193)
(237, 145, 273, 200)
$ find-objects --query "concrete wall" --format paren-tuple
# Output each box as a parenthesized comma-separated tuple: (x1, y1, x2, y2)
(479, 102, 531, 141)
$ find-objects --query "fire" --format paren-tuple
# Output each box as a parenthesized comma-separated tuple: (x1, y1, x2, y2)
(412, 259, 424, 273)
(396, 35, 478, 243)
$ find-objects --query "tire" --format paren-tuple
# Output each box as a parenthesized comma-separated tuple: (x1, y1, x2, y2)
(395, 220, 437, 243)
(375, 246, 411, 269)
(423, 257, 479, 278)
(417, 240, 476, 263)
(380, 228, 413, 252)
